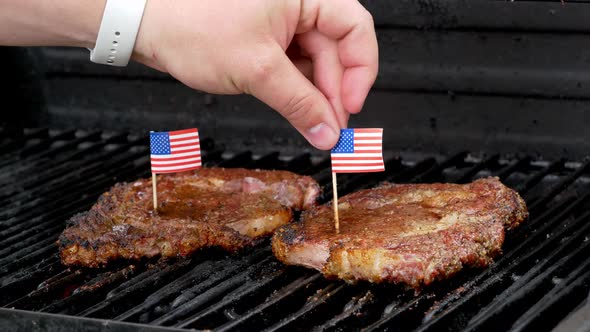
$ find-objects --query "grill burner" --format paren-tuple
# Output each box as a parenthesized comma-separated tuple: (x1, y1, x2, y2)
(1, 128, 590, 331)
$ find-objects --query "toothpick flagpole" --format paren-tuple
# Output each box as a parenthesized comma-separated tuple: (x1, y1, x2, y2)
(332, 172, 340, 233)
(152, 173, 158, 212)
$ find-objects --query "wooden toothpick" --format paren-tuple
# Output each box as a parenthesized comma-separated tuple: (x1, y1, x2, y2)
(152, 173, 158, 212)
(332, 172, 339, 233)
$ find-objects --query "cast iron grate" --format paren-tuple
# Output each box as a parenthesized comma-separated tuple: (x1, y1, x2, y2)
(1, 128, 589, 331)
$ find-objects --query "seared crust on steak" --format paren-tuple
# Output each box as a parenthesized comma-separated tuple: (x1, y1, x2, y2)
(272, 177, 528, 288)
(59, 168, 320, 267)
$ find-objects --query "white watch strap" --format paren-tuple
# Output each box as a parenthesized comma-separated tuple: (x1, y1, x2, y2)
(90, 0, 147, 67)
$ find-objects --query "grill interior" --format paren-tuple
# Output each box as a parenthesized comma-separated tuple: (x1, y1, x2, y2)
(1, 128, 589, 331)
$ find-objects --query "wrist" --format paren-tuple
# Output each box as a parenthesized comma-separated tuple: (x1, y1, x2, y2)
(131, 0, 162, 69)
(90, 0, 147, 66)
(68, 0, 107, 49)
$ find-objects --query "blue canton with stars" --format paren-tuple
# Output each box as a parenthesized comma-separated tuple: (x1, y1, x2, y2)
(150, 132, 171, 155)
(331, 129, 354, 153)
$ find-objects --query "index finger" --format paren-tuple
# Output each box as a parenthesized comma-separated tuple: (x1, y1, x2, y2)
(298, 0, 379, 114)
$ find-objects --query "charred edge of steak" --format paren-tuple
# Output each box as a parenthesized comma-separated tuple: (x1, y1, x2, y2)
(321, 221, 506, 288)
(59, 220, 259, 268)
(504, 187, 529, 230)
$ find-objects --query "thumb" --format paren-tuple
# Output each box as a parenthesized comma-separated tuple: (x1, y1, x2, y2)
(246, 46, 340, 150)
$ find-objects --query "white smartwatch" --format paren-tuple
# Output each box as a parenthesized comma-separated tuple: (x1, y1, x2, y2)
(90, 0, 147, 67)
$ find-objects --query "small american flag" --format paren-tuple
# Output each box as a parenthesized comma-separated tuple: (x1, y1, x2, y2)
(150, 128, 201, 174)
(331, 128, 384, 173)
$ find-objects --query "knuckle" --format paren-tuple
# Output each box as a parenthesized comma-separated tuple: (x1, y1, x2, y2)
(361, 9, 374, 25)
(249, 53, 280, 84)
(283, 93, 317, 125)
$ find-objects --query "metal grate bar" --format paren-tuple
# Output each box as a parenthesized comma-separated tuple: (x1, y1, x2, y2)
(0, 132, 129, 189)
(261, 283, 348, 332)
(284, 153, 312, 171)
(0, 238, 58, 273)
(0, 223, 62, 259)
(411, 151, 469, 183)
(0, 139, 147, 206)
(514, 158, 565, 194)
(113, 248, 270, 322)
(42, 266, 139, 315)
(527, 159, 590, 214)
(310, 289, 375, 332)
(0, 138, 147, 206)
(32, 131, 103, 160)
(494, 156, 532, 181)
(0, 156, 149, 235)
(387, 158, 437, 183)
(363, 295, 431, 331)
(176, 268, 289, 329)
(464, 214, 590, 331)
(506, 188, 590, 248)
(300, 157, 330, 176)
(509, 256, 590, 332)
(65, 133, 129, 161)
(5, 268, 83, 311)
(0, 157, 148, 234)
(0, 167, 150, 262)
(0, 244, 58, 282)
(110, 260, 230, 322)
(0, 128, 48, 155)
(454, 154, 500, 184)
(78, 258, 198, 319)
(151, 255, 278, 326)
(243, 152, 281, 169)
(0, 256, 61, 306)
(18, 130, 77, 158)
(215, 152, 253, 168)
(166, 253, 273, 312)
(214, 274, 323, 332)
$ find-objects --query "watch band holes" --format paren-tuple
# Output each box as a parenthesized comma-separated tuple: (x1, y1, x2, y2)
(115, 31, 121, 36)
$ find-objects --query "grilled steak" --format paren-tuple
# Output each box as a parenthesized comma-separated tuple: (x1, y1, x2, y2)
(59, 168, 320, 267)
(272, 177, 528, 288)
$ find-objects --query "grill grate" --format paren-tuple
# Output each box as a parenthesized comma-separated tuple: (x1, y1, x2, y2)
(1, 128, 590, 331)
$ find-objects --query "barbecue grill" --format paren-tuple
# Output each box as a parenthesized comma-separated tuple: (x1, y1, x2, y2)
(2, 1, 590, 331)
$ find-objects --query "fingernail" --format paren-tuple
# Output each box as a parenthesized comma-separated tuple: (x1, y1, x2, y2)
(307, 123, 338, 150)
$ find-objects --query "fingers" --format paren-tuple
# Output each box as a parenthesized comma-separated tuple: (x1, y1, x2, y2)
(299, 0, 378, 114)
(286, 42, 313, 80)
(291, 56, 313, 81)
(246, 45, 340, 150)
(297, 30, 348, 128)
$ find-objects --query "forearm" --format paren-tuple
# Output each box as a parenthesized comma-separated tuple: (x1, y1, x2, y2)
(0, 0, 105, 48)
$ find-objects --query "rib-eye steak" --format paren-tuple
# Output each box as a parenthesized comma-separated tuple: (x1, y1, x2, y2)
(59, 168, 320, 267)
(272, 177, 528, 288)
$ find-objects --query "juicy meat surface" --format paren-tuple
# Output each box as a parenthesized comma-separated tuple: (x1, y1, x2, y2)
(59, 168, 320, 267)
(272, 177, 528, 288)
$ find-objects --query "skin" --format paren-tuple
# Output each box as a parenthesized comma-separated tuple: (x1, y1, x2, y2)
(0, 0, 378, 150)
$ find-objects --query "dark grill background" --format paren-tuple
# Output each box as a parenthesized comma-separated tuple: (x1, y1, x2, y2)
(0, 129, 589, 331)
(6, 0, 590, 159)
(2, 0, 590, 330)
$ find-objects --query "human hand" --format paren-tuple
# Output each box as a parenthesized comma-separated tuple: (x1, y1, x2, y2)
(133, 0, 378, 150)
